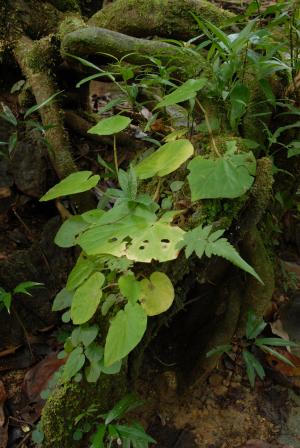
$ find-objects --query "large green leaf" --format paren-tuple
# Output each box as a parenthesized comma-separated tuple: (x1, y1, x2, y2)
(179, 225, 262, 282)
(66, 257, 95, 291)
(63, 346, 86, 381)
(135, 139, 194, 180)
(139, 272, 174, 316)
(118, 273, 140, 304)
(40, 171, 100, 201)
(88, 115, 131, 136)
(154, 78, 206, 109)
(104, 303, 147, 366)
(71, 272, 105, 324)
(78, 214, 185, 263)
(55, 216, 90, 248)
(187, 151, 256, 200)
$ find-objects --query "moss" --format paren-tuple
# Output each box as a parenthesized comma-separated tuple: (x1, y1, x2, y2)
(89, 0, 233, 40)
(41, 372, 126, 447)
(26, 36, 57, 73)
(58, 15, 86, 40)
(48, 0, 81, 13)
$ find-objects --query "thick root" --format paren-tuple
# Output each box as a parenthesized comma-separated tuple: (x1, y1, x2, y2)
(61, 26, 207, 78)
(14, 35, 78, 179)
(88, 0, 233, 40)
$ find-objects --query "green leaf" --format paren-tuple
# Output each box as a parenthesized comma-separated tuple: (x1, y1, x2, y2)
(243, 350, 265, 387)
(105, 394, 144, 425)
(91, 424, 106, 448)
(13, 281, 43, 296)
(188, 151, 256, 200)
(55, 216, 90, 248)
(52, 288, 73, 311)
(40, 171, 100, 201)
(66, 257, 95, 291)
(114, 424, 156, 444)
(118, 273, 140, 304)
(287, 141, 300, 158)
(154, 78, 206, 109)
(88, 115, 131, 136)
(229, 83, 250, 130)
(0, 104, 17, 126)
(206, 344, 232, 357)
(260, 346, 295, 367)
(71, 272, 105, 324)
(255, 338, 299, 347)
(78, 213, 185, 263)
(63, 347, 85, 380)
(24, 90, 63, 119)
(85, 343, 104, 364)
(135, 139, 194, 179)
(104, 303, 147, 366)
(179, 225, 262, 282)
(85, 361, 102, 383)
(170, 181, 184, 192)
(139, 272, 174, 316)
(80, 325, 99, 347)
(99, 358, 122, 375)
(246, 310, 267, 339)
(0, 288, 12, 313)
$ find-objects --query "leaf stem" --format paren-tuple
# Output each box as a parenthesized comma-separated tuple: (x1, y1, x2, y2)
(113, 135, 119, 175)
(196, 99, 221, 157)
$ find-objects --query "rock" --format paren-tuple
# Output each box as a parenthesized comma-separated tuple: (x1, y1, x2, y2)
(10, 141, 48, 197)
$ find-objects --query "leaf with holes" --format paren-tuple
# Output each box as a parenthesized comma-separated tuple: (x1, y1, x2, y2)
(139, 272, 174, 316)
(78, 213, 185, 263)
(40, 171, 100, 201)
(135, 139, 194, 179)
(188, 151, 256, 200)
(71, 272, 105, 324)
(88, 115, 131, 136)
(55, 216, 90, 248)
(104, 303, 147, 366)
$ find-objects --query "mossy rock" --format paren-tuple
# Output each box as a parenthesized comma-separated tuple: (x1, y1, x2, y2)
(41, 371, 126, 447)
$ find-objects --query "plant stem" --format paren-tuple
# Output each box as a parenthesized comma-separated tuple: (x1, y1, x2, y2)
(113, 135, 119, 175)
(196, 99, 221, 157)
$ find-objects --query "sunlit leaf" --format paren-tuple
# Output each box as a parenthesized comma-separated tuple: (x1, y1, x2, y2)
(139, 272, 174, 316)
(154, 78, 206, 109)
(88, 115, 131, 136)
(71, 272, 105, 324)
(40, 171, 100, 201)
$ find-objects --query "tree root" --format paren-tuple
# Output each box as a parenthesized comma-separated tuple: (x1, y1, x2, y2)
(61, 26, 207, 79)
(14, 35, 78, 179)
(88, 0, 233, 40)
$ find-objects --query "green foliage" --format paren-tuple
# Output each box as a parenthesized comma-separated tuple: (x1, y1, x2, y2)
(188, 145, 256, 200)
(154, 78, 206, 109)
(72, 395, 155, 447)
(139, 272, 174, 316)
(0, 281, 43, 313)
(88, 115, 131, 136)
(40, 171, 100, 201)
(178, 224, 261, 282)
(135, 139, 194, 179)
(208, 310, 299, 387)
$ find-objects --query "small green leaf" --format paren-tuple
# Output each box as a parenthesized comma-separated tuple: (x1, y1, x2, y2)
(85, 343, 104, 364)
(88, 115, 131, 136)
(91, 424, 106, 448)
(85, 361, 101, 383)
(63, 347, 85, 380)
(24, 90, 63, 119)
(99, 358, 122, 375)
(71, 272, 105, 324)
(52, 288, 73, 311)
(135, 139, 194, 179)
(0, 288, 12, 313)
(246, 310, 267, 339)
(255, 338, 299, 347)
(13, 281, 43, 296)
(260, 346, 295, 367)
(118, 273, 140, 304)
(114, 424, 156, 444)
(104, 303, 147, 366)
(40, 171, 100, 201)
(105, 394, 144, 425)
(206, 344, 232, 357)
(66, 257, 95, 291)
(170, 181, 184, 192)
(139, 272, 174, 316)
(80, 325, 99, 347)
(154, 78, 206, 109)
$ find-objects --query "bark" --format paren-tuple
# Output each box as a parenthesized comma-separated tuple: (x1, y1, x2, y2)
(89, 0, 234, 40)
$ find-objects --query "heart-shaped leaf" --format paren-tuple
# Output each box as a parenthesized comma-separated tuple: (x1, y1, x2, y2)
(66, 257, 95, 291)
(139, 272, 174, 316)
(40, 171, 100, 201)
(135, 139, 194, 180)
(104, 303, 147, 366)
(188, 151, 256, 200)
(71, 272, 105, 324)
(88, 115, 131, 136)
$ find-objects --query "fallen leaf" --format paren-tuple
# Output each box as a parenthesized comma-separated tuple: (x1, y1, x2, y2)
(265, 349, 300, 377)
(0, 345, 22, 358)
(23, 352, 65, 402)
